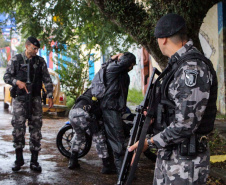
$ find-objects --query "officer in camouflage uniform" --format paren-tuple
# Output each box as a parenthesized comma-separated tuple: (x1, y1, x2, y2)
(129, 14, 217, 184)
(68, 88, 116, 174)
(4, 36, 53, 172)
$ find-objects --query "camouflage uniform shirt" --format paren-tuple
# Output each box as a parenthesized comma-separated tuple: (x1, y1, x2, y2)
(151, 40, 214, 184)
(4, 51, 53, 97)
(153, 40, 213, 149)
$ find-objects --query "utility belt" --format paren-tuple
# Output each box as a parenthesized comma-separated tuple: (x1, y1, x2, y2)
(10, 86, 17, 98)
(162, 134, 208, 160)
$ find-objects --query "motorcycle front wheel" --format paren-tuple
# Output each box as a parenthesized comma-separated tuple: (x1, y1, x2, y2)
(56, 124, 92, 158)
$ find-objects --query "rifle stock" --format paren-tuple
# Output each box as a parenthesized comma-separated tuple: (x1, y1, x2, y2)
(117, 67, 161, 185)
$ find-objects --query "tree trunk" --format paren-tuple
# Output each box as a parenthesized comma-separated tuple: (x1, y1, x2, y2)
(93, 0, 220, 69)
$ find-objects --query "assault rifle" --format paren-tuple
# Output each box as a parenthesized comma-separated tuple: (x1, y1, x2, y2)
(117, 67, 161, 185)
(25, 60, 33, 122)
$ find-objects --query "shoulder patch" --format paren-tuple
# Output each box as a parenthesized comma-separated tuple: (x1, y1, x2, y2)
(184, 69, 198, 87)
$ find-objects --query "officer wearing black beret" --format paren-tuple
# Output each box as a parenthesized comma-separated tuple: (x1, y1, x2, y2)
(154, 13, 186, 38)
(129, 13, 217, 184)
(27, 36, 41, 48)
(4, 36, 54, 172)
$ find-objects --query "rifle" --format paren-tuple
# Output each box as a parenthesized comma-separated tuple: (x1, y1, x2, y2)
(25, 60, 33, 122)
(117, 67, 161, 185)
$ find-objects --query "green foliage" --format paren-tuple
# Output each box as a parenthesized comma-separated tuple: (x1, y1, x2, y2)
(15, 37, 26, 53)
(54, 44, 92, 101)
(127, 88, 144, 105)
(216, 112, 226, 120)
(0, 0, 135, 55)
(0, 0, 220, 68)
(66, 95, 75, 109)
(94, 0, 220, 68)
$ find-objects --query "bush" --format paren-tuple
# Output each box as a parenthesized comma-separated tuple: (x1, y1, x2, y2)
(55, 44, 94, 102)
(66, 96, 76, 109)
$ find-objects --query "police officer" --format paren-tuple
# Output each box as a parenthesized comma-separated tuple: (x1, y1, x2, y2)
(68, 88, 116, 174)
(100, 52, 136, 175)
(4, 36, 54, 172)
(129, 13, 217, 184)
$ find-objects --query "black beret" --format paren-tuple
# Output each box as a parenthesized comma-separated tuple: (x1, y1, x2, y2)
(27, 36, 40, 48)
(120, 52, 136, 65)
(154, 13, 186, 38)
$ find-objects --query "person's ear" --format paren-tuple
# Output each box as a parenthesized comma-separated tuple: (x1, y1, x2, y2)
(163, 38, 167, 45)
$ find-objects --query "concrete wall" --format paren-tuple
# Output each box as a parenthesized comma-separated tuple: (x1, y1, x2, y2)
(200, 2, 226, 114)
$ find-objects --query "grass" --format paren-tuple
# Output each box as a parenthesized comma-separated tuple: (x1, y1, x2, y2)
(216, 112, 226, 120)
(127, 88, 144, 105)
(209, 129, 226, 155)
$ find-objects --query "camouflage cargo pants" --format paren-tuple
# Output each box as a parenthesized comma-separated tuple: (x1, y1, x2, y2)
(11, 96, 43, 151)
(153, 147, 210, 185)
(69, 108, 108, 158)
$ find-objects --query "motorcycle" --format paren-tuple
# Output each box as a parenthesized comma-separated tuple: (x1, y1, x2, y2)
(56, 110, 157, 161)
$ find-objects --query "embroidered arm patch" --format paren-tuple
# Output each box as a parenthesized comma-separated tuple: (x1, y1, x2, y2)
(184, 69, 198, 87)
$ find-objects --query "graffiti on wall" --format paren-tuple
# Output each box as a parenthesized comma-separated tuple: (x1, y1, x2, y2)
(199, 29, 216, 59)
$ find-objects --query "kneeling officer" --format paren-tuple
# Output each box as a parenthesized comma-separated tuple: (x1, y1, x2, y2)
(68, 88, 116, 174)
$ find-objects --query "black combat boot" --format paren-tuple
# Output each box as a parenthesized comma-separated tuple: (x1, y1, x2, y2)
(12, 148, 24, 172)
(68, 151, 80, 169)
(30, 150, 42, 172)
(101, 157, 117, 174)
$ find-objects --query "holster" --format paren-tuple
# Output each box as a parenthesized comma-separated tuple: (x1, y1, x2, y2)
(88, 119, 100, 134)
(10, 86, 17, 98)
(178, 134, 208, 159)
(16, 95, 26, 102)
(86, 113, 100, 134)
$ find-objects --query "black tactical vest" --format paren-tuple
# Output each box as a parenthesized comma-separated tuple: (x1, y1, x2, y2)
(75, 89, 102, 120)
(152, 52, 218, 135)
(15, 54, 43, 97)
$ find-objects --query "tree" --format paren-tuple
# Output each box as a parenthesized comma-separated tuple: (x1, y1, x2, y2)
(54, 44, 93, 102)
(0, 0, 221, 69)
(0, 0, 133, 101)
(0, 0, 134, 54)
(92, 0, 221, 68)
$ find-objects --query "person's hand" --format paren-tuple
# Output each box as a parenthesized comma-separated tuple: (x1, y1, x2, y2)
(111, 53, 123, 60)
(48, 98, 54, 108)
(16, 80, 28, 93)
(143, 107, 149, 116)
(128, 139, 149, 165)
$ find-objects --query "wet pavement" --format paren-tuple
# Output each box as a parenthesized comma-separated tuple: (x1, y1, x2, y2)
(0, 102, 155, 185)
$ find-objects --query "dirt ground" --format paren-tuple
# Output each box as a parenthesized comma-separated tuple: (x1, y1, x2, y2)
(1, 102, 226, 185)
(0, 105, 155, 185)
